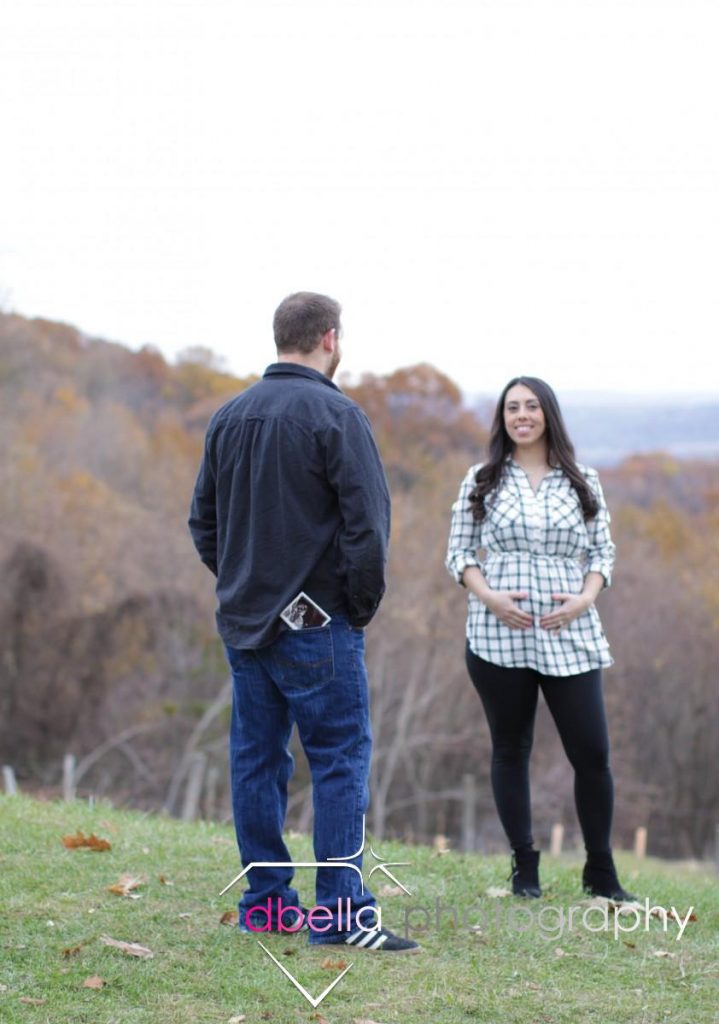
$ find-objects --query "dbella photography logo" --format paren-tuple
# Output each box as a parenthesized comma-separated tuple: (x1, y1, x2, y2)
(220, 827, 694, 1007)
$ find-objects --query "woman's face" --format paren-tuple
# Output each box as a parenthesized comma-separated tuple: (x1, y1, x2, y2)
(503, 384, 546, 449)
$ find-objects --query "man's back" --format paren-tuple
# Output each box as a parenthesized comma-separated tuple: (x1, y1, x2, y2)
(189, 362, 390, 649)
(188, 291, 418, 953)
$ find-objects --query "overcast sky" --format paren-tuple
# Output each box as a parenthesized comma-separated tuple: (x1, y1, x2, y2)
(2, 0, 717, 396)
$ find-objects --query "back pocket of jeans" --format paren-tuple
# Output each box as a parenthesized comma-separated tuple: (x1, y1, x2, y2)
(273, 627, 335, 690)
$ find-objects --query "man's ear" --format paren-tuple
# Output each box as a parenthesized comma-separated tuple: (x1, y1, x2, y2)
(320, 328, 337, 352)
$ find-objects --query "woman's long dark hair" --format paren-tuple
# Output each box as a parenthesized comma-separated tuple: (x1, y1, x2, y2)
(469, 376, 599, 522)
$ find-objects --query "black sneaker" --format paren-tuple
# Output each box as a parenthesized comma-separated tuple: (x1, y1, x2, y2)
(320, 926, 421, 953)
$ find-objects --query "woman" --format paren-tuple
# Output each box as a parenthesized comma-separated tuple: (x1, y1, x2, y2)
(445, 376, 634, 901)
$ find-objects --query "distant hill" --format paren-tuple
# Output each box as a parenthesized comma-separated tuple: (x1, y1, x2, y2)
(469, 392, 719, 466)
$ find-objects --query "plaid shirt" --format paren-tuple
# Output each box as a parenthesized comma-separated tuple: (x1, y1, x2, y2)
(446, 458, 615, 676)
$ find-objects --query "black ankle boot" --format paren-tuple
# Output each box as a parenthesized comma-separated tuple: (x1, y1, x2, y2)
(582, 851, 637, 901)
(509, 848, 541, 898)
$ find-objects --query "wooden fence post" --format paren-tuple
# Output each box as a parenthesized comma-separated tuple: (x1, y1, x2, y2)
(181, 752, 207, 822)
(461, 773, 476, 852)
(204, 765, 219, 821)
(63, 754, 76, 802)
(634, 826, 647, 859)
(2, 765, 18, 795)
(550, 823, 564, 857)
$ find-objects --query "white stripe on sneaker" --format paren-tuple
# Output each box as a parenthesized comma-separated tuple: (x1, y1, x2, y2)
(367, 932, 388, 949)
(355, 930, 381, 948)
(345, 929, 364, 945)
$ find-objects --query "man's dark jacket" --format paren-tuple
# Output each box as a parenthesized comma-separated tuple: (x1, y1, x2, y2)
(188, 362, 391, 649)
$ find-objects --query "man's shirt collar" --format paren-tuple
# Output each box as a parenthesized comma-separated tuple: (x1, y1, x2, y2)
(263, 362, 341, 392)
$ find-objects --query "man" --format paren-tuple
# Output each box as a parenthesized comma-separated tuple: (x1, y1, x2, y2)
(189, 292, 419, 952)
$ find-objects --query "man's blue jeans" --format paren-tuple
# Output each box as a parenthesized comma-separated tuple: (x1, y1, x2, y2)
(225, 615, 376, 943)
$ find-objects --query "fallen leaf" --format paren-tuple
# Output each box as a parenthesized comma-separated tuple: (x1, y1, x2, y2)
(352, 1019, 387, 1024)
(378, 884, 404, 897)
(0, 983, 7, 992)
(554, 947, 566, 958)
(687, 912, 698, 922)
(228, 1017, 246, 1024)
(100, 936, 154, 959)
(220, 910, 239, 926)
(20, 997, 47, 1005)
(310, 1015, 330, 1024)
(62, 944, 84, 958)
(282, 948, 297, 956)
(651, 950, 677, 959)
(623, 941, 637, 949)
(320, 956, 349, 971)
(178, 913, 192, 919)
(260, 1014, 273, 1020)
(61, 831, 111, 852)
(158, 874, 174, 886)
(580, 895, 641, 911)
(485, 886, 512, 898)
(107, 874, 144, 897)
(83, 976, 105, 989)
(579, 896, 609, 907)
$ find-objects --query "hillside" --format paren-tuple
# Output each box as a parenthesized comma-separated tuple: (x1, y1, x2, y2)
(1, 795, 717, 1024)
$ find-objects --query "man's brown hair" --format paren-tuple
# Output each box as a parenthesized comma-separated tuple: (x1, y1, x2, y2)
(273, 292, 342, 354)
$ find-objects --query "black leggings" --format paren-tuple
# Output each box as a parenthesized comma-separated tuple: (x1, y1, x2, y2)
(465, 647, 613, 854)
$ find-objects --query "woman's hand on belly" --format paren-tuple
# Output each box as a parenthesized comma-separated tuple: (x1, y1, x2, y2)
(485, 590, 534, 630)
(539, 592, 591, 633)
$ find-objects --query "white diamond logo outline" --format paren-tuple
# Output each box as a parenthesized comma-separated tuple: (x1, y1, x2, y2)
(257, 941, 353, 1008)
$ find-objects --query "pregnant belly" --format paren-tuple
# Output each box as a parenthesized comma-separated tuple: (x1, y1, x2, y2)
(485, 552, 585, 618)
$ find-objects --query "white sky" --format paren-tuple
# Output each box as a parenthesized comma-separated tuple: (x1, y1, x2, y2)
(1, 0, 718, 395)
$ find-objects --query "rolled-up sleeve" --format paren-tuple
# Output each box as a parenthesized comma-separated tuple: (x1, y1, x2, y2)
(446, 464, 483, 586)
(584, 469, 615, 588)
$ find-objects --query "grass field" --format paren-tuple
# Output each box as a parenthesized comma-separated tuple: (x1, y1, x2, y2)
(1, 795, 717, 1024)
